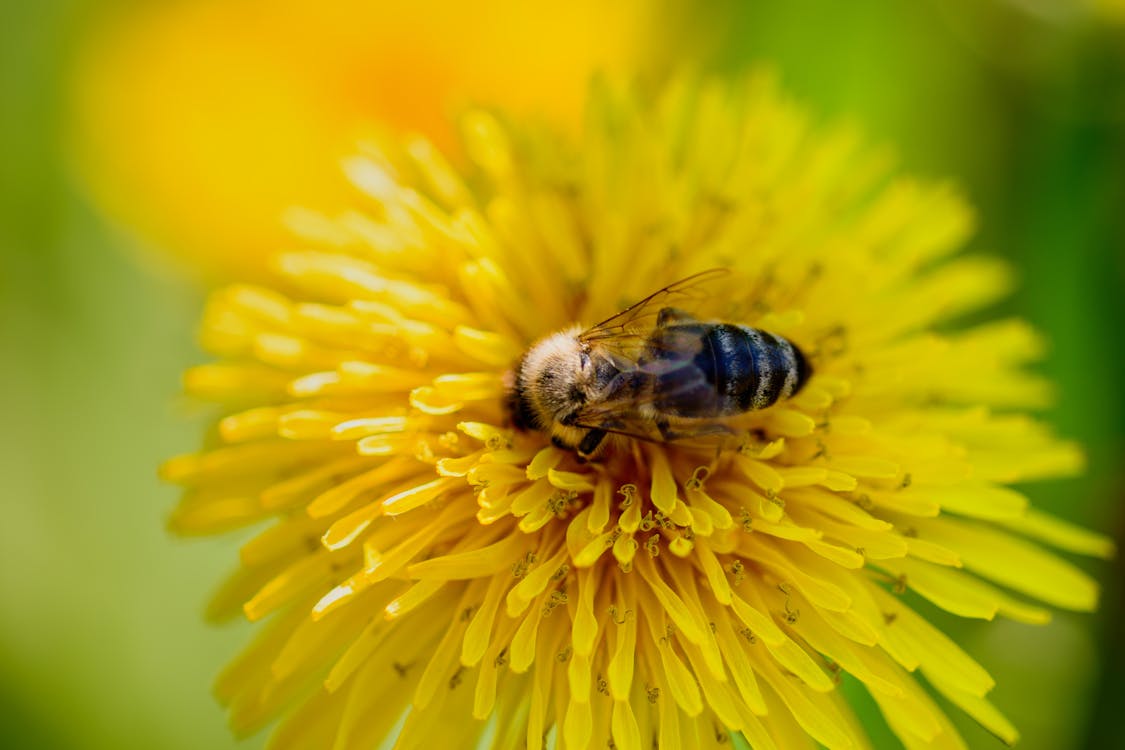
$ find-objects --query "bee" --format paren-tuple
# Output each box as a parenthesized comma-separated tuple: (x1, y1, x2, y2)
(506, 269, 812, 461)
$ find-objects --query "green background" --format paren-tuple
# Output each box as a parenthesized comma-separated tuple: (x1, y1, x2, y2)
(2, 1, 1122, 748)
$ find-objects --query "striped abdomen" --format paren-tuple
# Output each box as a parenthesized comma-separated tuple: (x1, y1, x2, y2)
(649, 323, 811, 418)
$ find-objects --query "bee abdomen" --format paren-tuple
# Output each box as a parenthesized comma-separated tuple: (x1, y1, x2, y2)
(733, 328, 814, 411)
(649, 322, 812, 418)
(708, 324, 811, 413)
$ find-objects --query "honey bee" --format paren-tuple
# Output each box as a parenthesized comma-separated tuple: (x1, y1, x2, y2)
(506, 269, 812, 460)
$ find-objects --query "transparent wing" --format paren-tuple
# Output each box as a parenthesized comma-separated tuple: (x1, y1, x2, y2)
(572, 355, 736, 446)
(579, 268, 731, 354)
(573, 411, 736, 446)
(573, 268, 738, 445)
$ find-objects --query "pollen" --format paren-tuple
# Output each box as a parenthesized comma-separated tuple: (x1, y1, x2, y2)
(164, 72, 1112, 749)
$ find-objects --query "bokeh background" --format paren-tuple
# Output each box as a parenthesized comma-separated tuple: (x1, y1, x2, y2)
(2, 1, 1123, 748)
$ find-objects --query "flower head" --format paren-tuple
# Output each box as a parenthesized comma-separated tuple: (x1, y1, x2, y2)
(163, 73, 1112, 749)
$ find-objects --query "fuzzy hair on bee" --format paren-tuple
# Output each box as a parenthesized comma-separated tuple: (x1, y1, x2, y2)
(505, 327, 615, 458)
(505, 270, 812, 461)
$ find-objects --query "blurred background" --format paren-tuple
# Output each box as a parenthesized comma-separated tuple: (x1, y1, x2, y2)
(1, 1, 1122, 748)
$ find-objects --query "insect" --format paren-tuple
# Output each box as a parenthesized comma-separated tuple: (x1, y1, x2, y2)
(506, 269, 812, 461)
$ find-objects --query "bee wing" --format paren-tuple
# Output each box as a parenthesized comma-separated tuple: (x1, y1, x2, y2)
(572, 356, 737, 446)
(579, 268, 731, 352)
(572, 410, 736, 447)
(572, 268, 740, 446)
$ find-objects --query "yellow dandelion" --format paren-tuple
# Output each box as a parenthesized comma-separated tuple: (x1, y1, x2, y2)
(162, 73, 1113, 749)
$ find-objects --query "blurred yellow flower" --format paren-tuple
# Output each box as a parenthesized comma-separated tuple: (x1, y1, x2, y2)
(163, 75, 1112, 748)
(70, 0, 659, 281)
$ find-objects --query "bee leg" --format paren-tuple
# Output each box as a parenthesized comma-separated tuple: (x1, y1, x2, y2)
(576, 429, 607, 461)
(657, 419, 734, 443)
(656, 420, 703, 442)
(656, 419, 682, 441)
(656, 307, 698, 327)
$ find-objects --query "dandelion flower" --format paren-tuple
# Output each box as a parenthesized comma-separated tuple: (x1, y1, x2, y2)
(162, 74, 1113, 749)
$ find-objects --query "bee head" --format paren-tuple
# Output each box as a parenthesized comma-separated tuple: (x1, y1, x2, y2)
(513, 328, 594, 429)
